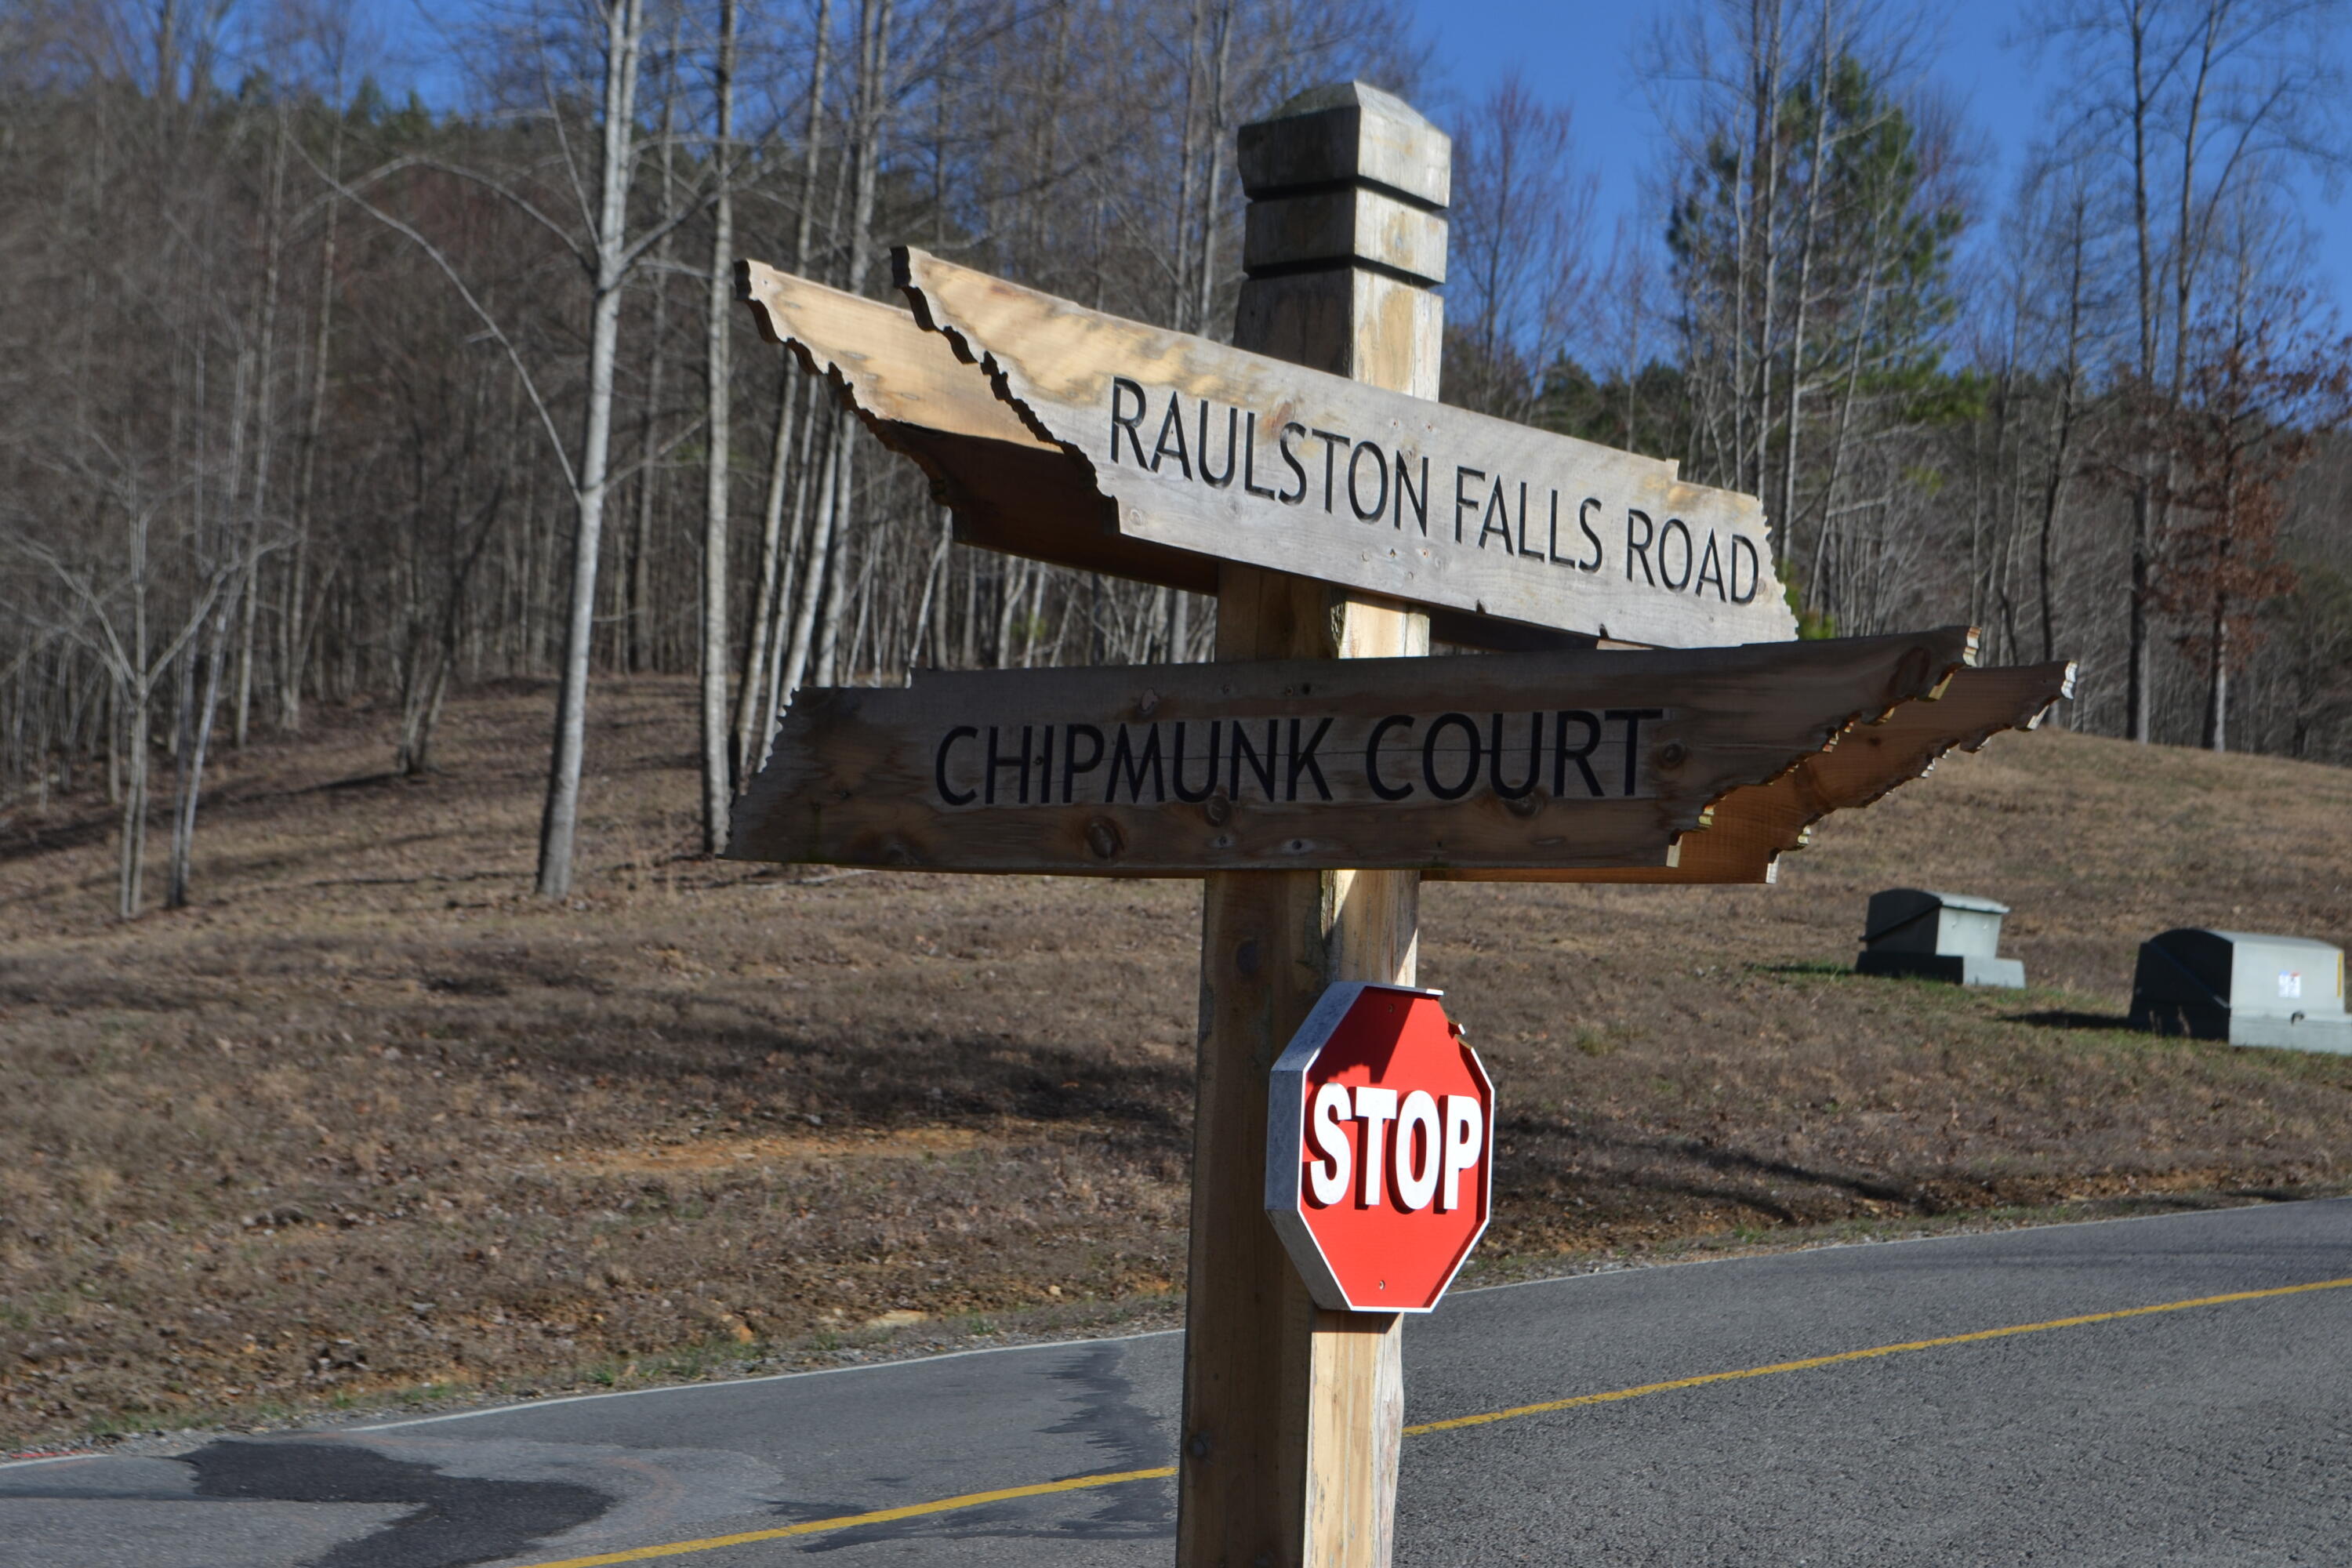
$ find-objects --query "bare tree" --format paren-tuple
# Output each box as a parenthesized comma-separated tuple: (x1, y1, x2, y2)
(534, 0, 651, 897)
(1443, 72, 1598, 422)
(13, 481, 239, 916)
(2043, 0, 2349, 740)
(1652, 0, 1964, 628)
(697, 0, 741, 851)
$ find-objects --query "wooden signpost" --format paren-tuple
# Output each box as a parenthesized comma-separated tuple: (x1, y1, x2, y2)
(726, 78, 2074, 1568)
(731, 262, 1171, 604)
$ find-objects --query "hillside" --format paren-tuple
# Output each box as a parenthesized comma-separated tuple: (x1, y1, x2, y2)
(3, 677, 2350, 1452)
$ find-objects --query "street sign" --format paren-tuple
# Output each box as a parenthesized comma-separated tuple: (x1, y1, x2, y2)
(735, 256, 1796, 652)
(1656, 658, 2075, 880)
(1266, 982, 1493, 1312)
(897, 247, 1798, 650)
(727, 627, 1977, 877)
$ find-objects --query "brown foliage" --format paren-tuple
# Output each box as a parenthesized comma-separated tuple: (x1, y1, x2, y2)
(2156, 310, 2352, 664)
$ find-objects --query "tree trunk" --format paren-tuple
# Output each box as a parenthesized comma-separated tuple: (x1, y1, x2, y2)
(284, 122, 343, 736)
(731, 0, 832, 779)
(811, 432, 856, 685)
(166, 592, 233, 909)
(1779, 9, 1834, 564)
(235, 111, 289, 750)
(698, 0, 740, 851)
(2129, 495, 2153, 741)
(959, 546, 978, 668)
(2125, 1, 2158, 742)
(773, 413, 843, 707)
(536, 0, 646, 900)
(118, 673, 148, 920)
(800, 0, 891, 694)
(2204, 596, 2228, 752)
(906, 506, 950, 670)
(750, 394, 828, 774)
(734, 373, 797, 776)
(631, 77, 681, 677)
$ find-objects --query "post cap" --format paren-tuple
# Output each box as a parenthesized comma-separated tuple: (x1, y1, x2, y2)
(1237, 81, 1450, 211)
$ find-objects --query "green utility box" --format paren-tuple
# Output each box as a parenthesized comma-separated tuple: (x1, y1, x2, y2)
(2130, 929, 2351, 1054)
(1855, 888, 2026, 989)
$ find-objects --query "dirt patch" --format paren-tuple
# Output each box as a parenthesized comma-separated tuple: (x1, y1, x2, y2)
(2, 678, 2348, 1450)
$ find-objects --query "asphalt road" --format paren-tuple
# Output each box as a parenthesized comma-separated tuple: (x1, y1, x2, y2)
(6, 1198, 2350, 1567)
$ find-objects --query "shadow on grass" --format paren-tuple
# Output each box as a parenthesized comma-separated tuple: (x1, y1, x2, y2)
(310, 770, 408, 793)
(2007, 1008, 2137, 1032)
(464, 987, 1196, 1143)
(0, 807, 116, 866)
(1749, 960, 1854, 978)
(1494, 1112, 1920, 1226)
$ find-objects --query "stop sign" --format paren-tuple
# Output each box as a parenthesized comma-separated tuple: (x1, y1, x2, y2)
(1265, 982, 1494, 1312)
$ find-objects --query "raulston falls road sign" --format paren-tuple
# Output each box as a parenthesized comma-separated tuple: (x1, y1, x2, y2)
(737, 254, 1798, 651)
(725, 626, 1977, 877)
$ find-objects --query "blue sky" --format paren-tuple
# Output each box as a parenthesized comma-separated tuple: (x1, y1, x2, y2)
(1403, 0, 2351, 316)
(350, 0, 2351, 317)
(1399, 0, 2039, 220)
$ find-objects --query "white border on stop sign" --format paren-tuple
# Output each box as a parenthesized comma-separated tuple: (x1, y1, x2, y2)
(1264, 980, 1496, 1312)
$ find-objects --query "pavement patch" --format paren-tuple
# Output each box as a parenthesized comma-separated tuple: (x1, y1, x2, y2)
(186, 1439, 611, 1568)
(503, 1270, 2352, 1568)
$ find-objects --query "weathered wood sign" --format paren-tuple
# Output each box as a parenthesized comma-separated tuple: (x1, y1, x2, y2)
(735, 256, 1796, 652)
(896, 248, 1798, 649)
(728, 626, 1975, 877)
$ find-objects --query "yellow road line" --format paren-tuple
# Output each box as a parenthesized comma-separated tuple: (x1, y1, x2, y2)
(1403, 1274, 2352, 1435)
(508, 1467, 1181, 1567)
(512, 1274, 2352, 1568)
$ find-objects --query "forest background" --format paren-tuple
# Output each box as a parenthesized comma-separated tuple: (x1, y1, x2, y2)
(5, 0, 2352, 913)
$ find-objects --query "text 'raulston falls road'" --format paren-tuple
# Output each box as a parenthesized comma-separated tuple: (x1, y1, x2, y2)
(1105, 379, 1772, 607)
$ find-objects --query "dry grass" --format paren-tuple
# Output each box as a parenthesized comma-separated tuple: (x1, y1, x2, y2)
(3, 677, 2350, 1450)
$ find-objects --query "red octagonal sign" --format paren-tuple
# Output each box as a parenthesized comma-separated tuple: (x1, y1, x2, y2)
(1265, 982, 1494, 1312)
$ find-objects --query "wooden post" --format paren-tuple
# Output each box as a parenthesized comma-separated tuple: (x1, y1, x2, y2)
(1178, 82, 1447, 1568)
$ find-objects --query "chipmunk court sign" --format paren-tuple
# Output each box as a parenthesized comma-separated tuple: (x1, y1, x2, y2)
(728, 628, 1995, 877)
